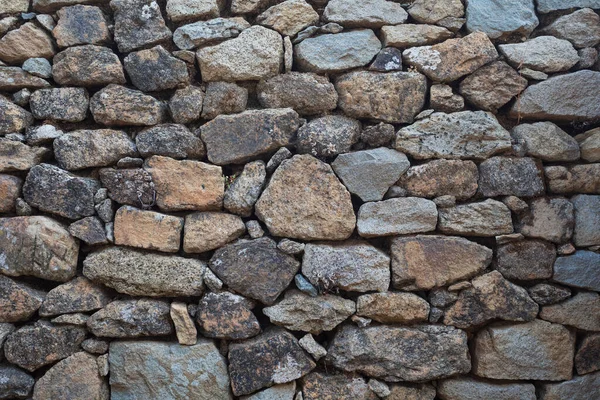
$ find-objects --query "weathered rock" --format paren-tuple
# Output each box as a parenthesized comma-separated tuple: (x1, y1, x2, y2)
(173, 17, 250, 50)
(500, 36, 579, 73)
(0, 96, 34, 134)
(0, 0, 29, 13)
(0, 276, 45, 323)
(295, 30, 381, 73)
(87, 298, 173, 338)
(52, 45, 126, 87)
(572, 195, 600, 247)
(437, 377, 536, 400)
(145, 156, 223, 211)
(224, 161, 266, 216)
(197, 26, 282, 82)
(230, 0, 268, 14)
(540, 291, 600, 331)
(201, 108, 298, 165)
(201, 81, 248, 120)
(228, 329, 315, 396)
(395, 111, 512, 160)
(29, 88, 88, 122)
(90, 84, 165, 126)
(472, 319, 574, 380)
(536, 0, 600, 13)
(209, 238, 299, 305)
(301, 372, 377, 400)
(0, 67, 49, 91)
(296, 115, 360, 157)
(438, 199, 513, 237)
(512, 122, 580, 162)
(0, 364, 34, 399)
(429, 84, 464, 113)
(242, 382, 295, 400)
(256, 0, 318, 36)
(408, 0, 464, 27)
(256, 155, 356, 240)
(357, 197, 438, 238)
(136, 124, 204, 159)
(528, 283, 571, 305)
(546, 164, 600, 194)
(539, 372, 600, 400)
(84, 246, 205, 296)
(124, 46, 188, 92)
(356, 292, 429, 324)
(576, 334, 600, 374)
(403, 32, 497, 82)
(0, 141, 47, 173)
(39, 277, 111, 317)
(4, 323, 86, 371)
(114, 206, 183, 253)
(327, 324, 470, 381)
(25, 125, 63, 145)
(264, 290, 355, 334)
(381, 24, 453, 49)
(387, 383, 436, 400)
(32, 352, 108, 400)
(497, 239, 555, 280)
(0, 175, 21, 212)
(110, 340, 231, 399)
(360, 122, 395, 147)
(0, 216, 78, 281)
(323, 0, 407, 28)
(257, 72, 337, 116)
(196, 291, 260, 340)
(298, 334, 326, 361)
(554, 250, 600, 291)
(444, 271, 539, 329)
(99, 168, 155, 207)
(53, 5, 111, 48)
(478, 157, 544, 197)
(368, 47, 403, 72)
(398, 159, 478, 200)
(519, 197, 574, 243)
(169, 86, 204, 124)
(391, 235, 492, 290)
(111, 0, 172, 53)
(580, 129, 600, 162)
(166, 0, 221, 22)
(542, 8, 600, 49)
(335, 71, 426, 123)
(466, 0, 538, 40)
(183, 212, 245, 254)
(0, 23, 54, 64)
(21, 58, 52, 79)
(169, 302, 197, 346)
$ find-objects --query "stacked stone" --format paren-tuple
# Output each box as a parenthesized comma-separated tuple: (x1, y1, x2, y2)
(0, 0, 600, 398)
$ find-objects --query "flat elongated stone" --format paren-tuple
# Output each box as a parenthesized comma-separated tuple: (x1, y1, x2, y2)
(90, 84, 164, 126)
(497, 239, 555, 280)
(110, 340, 231, 400)
(437, 377, 536, 400)
(0, 141, 46, 171)
(500, 36, 579, 73)
(408, 0, 464, 26)
(302, 372, 377, 400)
(87, 299, 173, 337)
(536, 0, 600, 13)
(39, 276, 112, 317)
(323, 0, 408, 28)
(0, 216, 78, 281)
(438, 199, 513, 237)
(546, 164, 600, 194)
(543, 8, 600, 48)
(356, 292, 430, 324)
(111, 0, 172, 53)
(553, 251, 600, 291)
(465, 0, 538, 39)
(52, 45, 126, 87)
(540, 291, 600, 331)
(0, 67, 50, 91)
(478, 157, 545, 197)
(166, 0, 221, 22)
(357, 197, 438, 238)
(196, 291, 260, 340)
(0, 276, 45, 323)
(511, 122, 580, 162)
(184, 212, 245, 253)
(124, 45, 188, 92)
(0, 23, 55, 64)
(391, 235, 492, 290)
(539, 372, 600, 400)
(381, 24, 453, 48)
(114, 206, 183, 253)
(327, 324, 470, 381)
(173, 17, 250, 50)
(398, 159, 478, 200)
(32, 0, 111, 12)
(83, 247, 205, 296)
(528, 283, 571, 306)
(136, 124, 204, 160)
(519, 197, 574, 243)
(30, 88, 89, 123)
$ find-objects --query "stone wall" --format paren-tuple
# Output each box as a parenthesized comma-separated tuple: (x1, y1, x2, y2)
(0, 0, 600, 398)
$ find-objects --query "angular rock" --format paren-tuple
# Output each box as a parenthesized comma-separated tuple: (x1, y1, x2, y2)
(87, 299, 173, 338)
(395, 111, 512, 160)
(0, 23, 54, 64)
(298, 335, 326, 361)
(0, 96, 33, 134)
(430, 84, 464, 113)
(473, 319, 574, 380)
(478, 157, 544, 197)
(543, 8, 600, 49)
(297, 115, 360, 157)
(576, 334, 600, 374)
(170, 302, 197, 346)
(243, 383, 296, 400)
(201, 108, 298, 165)
(398, 159, 478, 200)
(173, 17, 250, 50)
(553, 250, 600, 291)
(437, 377, 536, 400)
(408, 0, 464, 26)
(90, 84, 164, 126)
(438, 199, 513, 237)
(196, 291, 260, 340)
(263, 290, 355, 334)
(546, 164, 600, 194)
(536, 0, 600, 13)
(323, 0, 407, 28)
(294, 30, 381, 73)
(52, 45, 126, 87)
(528, 283, 571, 306)
(357, 197, 438, 238)
(136, 124, 204, 160)
(0, 141, 47, 172)
(169, 86, 204, 124)
(111, 0, 172, 53)
(360, 122, 395, 148)
(512, 122, 580, 162)
(114, 206, 183, 253)
(256, 155, 356, 240)
(381, 24, 453, 49)
(124, 45, 188, 92)
(444, 271, 539, 329)
(368, 47, 403, 72)
(29, 87, 88, 122)
(540, 291, 600, 331)
(580, 129, 600, 162)
(500, 36, 579, 73)
(302, 372, 377, 400)
(465, 0, 538, 39)
(25, 125, 63, 145)
(53, 5, 111, 48)
(0, 174, 21, 212)
(21, 58, 52, 79)
(197, 26, 282, 81)
(572, 194, 600, 247)
(539, 372, 600, 400)
(230, 0, 268, 14)
(0, 67, 50, 91)
(228, 329, 315, 396)
(335, 71, 426, 123)
(0, 0, 29, 13)
(497, 239, 555, 280)
(256, 0, 318, 36)
(39, 277, 111, 317)
(327, 324, 470, 381)
(183, 212, 245, 253)
(0, 364, 34, 399)
(201, 81, 248, 120)
(84, 246, 205, 296)
(388, 383, 436, 400)
(391, 235, 492, 291)
(4, 323, 86, 371)
(0, 216, 78, 281)
(166, 0, 221, 22)
(209, 238, 299, 305)
(519, 197, 574, 243)
(356, 292, 429, 324)
(0, 276, 45, 323)
(224, 161, 266, 216)
(402, 32, 497, 82)
(98, 168, 155, 207)
(257, 72, 337, 116)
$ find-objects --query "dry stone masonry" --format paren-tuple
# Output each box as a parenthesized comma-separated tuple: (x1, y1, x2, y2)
(0, 0, 599, 398)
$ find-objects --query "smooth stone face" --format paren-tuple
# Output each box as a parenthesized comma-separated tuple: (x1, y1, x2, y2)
(0, 216, 78, 281)
(90, 84, 165, 126)
(553, 251, 600, 291)
(536, 0, 600, 13)
(196, 291, 260, 340)
(402, 32, 497, 82)
(472, 319, 575, 380)
(209, 238, 299, 305)
(30, 88, 89, 122)
(83, 246, 205, 296)
(0, 175, 21, 212)
(294, 30, 381, 73)
(539, 372, 600, 400)
(109, 340, 231, 400)
(478, 157, 545, 197)
(500, 36, 579, 73)
(519, 197, 574, 243)
(52, 45, 126, 87)
(136, 124, 205, 159)
(256, 0, 319, 36)
(301, 372, 377, 400)
(32, 352, 108, 400)
(173, 17, 250, 50)
(39, 276, 112, 317)
(497, 239, 555, 280)
(438, 199, 513, 237)
(302, 241, 390, 293)
(540, 291, 600, 331)
(4, 323, 86, 371)
(511, 122, 580, 162)
(224, 161, 266, 217)
(356, 292, 430, 324)
(465, 0, 538, 39)
(0, 23, 55, 64)
(332, 148, 410, 202)
(572, 195, 600, 246)
(437, 377, 536, 400)
(114, 206, 183, 253)
(0, 67, 50, 91)
(323, 0, 407, 28)
(256, 155, 356, 241)
(335, 71, 427, 123)
(196, 26, 283, 82)
(53, 5, 111, 48)
(54, 129, 137, 170)
(21, 58, 52, 79)
(111, 0, 172, 53)
(395, 111, 512, 160)
(0, 364, 34, 399)
(263, 290, 355, 334)
(98, 168, 155, 207)
(391, 235, 492, 291)
(576, 334, 600, 375)
(0, 276, 45, 323)
(327, 324, 470, 381)
(398, 159, 478, 200)
(184, 212, 245, 253)
(200, 108, 299, 165)
(228, 329, 315, 396)
(124, 45, 188, 92)
(87, 299, 173, 338)
(0, 96, 34, 134)
(296, 115, 361, 158)
(357, 197, 438, 238)
(381, 24, 453, 49)
(543, 8, 600, 49)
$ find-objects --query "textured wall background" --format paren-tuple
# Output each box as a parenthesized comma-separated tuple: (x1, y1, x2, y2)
(0, 0, 600, 398)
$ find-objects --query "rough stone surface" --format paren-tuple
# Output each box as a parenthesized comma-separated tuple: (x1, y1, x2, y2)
(90, 84, 165, 126)
(500, 36, 579, 73)
(576, 334, 600, 374)
(136, 124, 204, 160)
(0, 23, 55, 64)
(53, 5, 111, 48)
(437, 377, 536, 400)
(542, 8, 600, 49)
(572, 194, 600, 247)
(114, 206, 183, 252)
(169, 86, 204, 123)
(553, 250, 600, 291)
(540, 291, 600, 331)
(356, 292, 430, 324)
(519, 197, 574, 243)
(438, 199, 513, 237)
(528, 283, 571, 306)
(173, 17, 250, 50)
(539, 372, 600, 400)
(201, 81, 248, 120)
(30, 88, 89, 122)
(478, 157, 545, 197)
(381, 24, 453, 48)
(0, 67, 50, 92)
(111, 0, 172, 53)
(224, 161, 266, 216)
(511, 122, 580, 162)
(0, 364, 34, 399)
(408, 0, 464, 26)
(0, 141, 48, 172)
(466, 0, 538, 40)
(546, 164, 600, 194)
(0, 275, 45, 323)
(196, 291, 260, 340)
(398, 159, 478, 200)
(323, 0, 407, 28)
(39, 276, 112, 317)
(296, 115, 360, 158)
(125, 45, 188, 92)
(99, 167, 155, 207)
(52, 45, 126, 87)
(580, 129, 600, 162)
(256, 0, 319, 36)
(184, 212, 245, 253)
(301, 372, 377, 400)
(497, 239, 555, 280)
(166, 0, 221, 22)
(357, 197, 438, 237)
(0, 96, 34, 134)
(0, 174, 22, 212)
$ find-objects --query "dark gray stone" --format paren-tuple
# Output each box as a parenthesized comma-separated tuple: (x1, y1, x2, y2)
(124, 45, 188, 92)
(0, 276, 45, 323)
(553, 251, 600, 291)
(497, 239, 555, 280)
(297, 115, 361, 158)
(0, 364, 34, 399)
(68, 217, 109, 245)
(99, 168, 155, 208)
(528, 283, 571, 306)
(369, 47, 403, 71)
(136, 124, 205, 159)
(478, 157, 545, 197)
(29, 88, 89, 123)
(52, 45, 126, 87)
(39, 276, 112, 317)
(110, 0, 172, 53)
